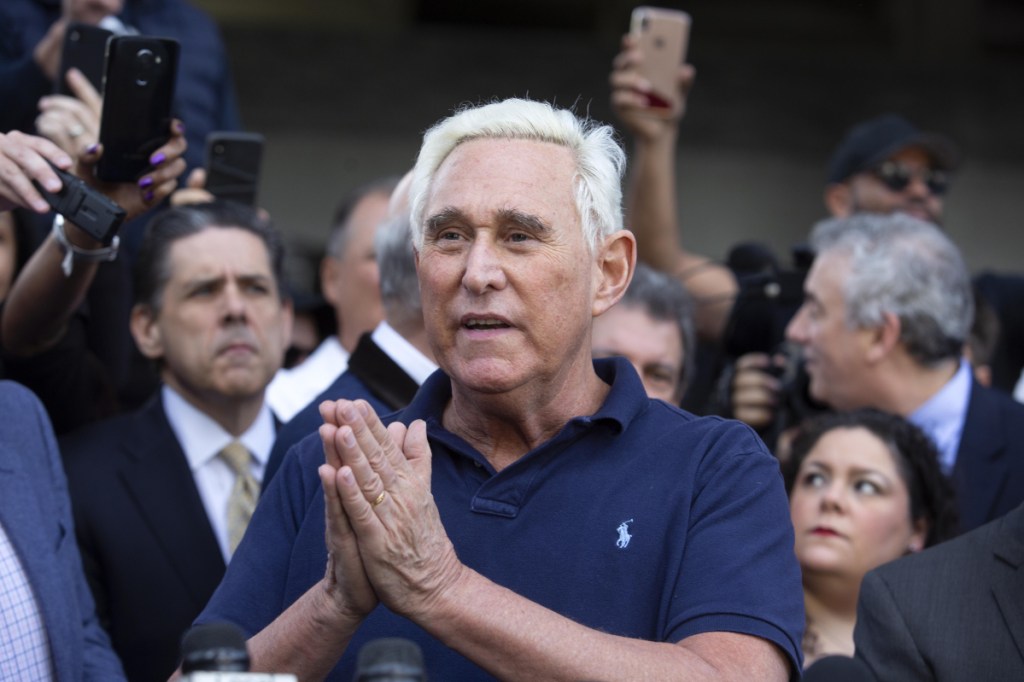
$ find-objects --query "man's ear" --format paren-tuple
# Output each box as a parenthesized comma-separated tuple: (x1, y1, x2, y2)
(278, 296, 295, 358)
(320, 255, 341, 307)
(129, 304, 164, 360)
(592, 230, 636, 317)
(864, 311, 902, 364)
(824, 182, 854, 218)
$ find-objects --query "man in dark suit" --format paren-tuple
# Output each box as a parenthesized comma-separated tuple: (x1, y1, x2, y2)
(60, 202, 293, 682)
(854, 501, 1024, 680)
(264, 185, 436, 487)
(785, 212, 1024, 531)
(0, 380, 126, 680)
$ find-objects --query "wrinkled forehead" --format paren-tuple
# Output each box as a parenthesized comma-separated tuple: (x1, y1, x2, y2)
(424, 138, 580, 228)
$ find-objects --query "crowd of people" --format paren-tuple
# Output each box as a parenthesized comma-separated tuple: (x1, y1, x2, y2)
(0, 2, 1022, 681)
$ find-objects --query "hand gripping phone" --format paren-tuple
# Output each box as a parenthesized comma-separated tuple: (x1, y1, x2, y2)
(630, 6, 692, 116)
(55, 23, 113, 96)
(96, 35, 180, 182)
(204, 132, 265, 207)
(33, 163, 126, 245)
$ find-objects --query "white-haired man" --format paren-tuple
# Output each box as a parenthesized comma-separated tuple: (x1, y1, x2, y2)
(194, 99, 803, 680)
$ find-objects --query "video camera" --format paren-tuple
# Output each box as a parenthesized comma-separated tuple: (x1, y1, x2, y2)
(715, 242, 828, 445)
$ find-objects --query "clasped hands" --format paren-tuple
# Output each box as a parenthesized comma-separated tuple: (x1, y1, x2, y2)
(317, 399, 465, 626)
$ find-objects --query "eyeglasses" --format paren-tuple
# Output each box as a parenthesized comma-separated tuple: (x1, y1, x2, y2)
(870, 161, 950, 196)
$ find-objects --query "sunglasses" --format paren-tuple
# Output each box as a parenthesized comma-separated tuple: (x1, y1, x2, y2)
(870, 161, 950, 196)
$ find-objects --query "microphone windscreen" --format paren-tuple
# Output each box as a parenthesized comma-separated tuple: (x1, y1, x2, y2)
(354, 637, 426, 681)
(803, 654, 874, 682)
(180, 621, 251, 673)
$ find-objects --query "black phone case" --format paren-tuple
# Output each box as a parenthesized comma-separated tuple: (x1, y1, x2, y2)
(96, 35, 180, 183)
(55, 23, 113, 96)
(204, 132, 265, 206)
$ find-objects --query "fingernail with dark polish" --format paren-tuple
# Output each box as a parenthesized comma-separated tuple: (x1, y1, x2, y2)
(86, 143, 99, 154)
(175, 121, 186, 133)
(144, 190, 154, 202)
(138, 176, 154, 188)
(150, 152, 166, 166)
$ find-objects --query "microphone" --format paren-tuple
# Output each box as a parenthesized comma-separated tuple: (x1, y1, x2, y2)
(354, 637, 426, 681)
(803, 654, 874, 681)
(179, 622, 296, 682)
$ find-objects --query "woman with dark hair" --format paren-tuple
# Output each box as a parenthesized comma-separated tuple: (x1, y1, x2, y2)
(783, 408, 958, 667)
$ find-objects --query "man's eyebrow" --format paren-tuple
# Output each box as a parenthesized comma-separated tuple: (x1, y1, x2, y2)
(496, 208, 551, 235)
(424, 207, 466, 235)
(424, 207, 552, 236)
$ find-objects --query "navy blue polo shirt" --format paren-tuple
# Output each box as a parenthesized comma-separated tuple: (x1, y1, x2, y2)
(199, 357, 804, 679)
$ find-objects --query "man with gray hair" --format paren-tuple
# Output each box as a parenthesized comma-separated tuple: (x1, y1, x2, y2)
(194, 99, 803, 680)
(261, 174, 437, 486)
(786, 212, 1024, 530)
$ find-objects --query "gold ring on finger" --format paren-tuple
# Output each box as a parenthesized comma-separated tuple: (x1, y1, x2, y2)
(371, 491, 386, 508)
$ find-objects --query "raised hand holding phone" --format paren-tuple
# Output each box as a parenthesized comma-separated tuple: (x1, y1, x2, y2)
(629, 6, 691, 118)
(96, 35, 180, 182)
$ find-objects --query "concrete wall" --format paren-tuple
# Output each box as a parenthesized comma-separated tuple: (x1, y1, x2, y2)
(193, 2, 1024, 290)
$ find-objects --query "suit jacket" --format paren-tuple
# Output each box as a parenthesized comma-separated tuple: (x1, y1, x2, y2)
(0, 380, 126, 681)
(953, 380, 1024, 530)
(854, 502, 1024, 681)
(263, 332, 420, 487)
(60, 391, 226, 682)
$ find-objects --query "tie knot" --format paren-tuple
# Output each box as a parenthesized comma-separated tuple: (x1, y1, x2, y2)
(219, 441, 251, 474)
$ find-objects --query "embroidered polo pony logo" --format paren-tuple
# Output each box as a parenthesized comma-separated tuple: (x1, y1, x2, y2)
(616, 519, 634, 549)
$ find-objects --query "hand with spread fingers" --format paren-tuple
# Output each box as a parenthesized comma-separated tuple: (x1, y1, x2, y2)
(319, 399, 464, 620)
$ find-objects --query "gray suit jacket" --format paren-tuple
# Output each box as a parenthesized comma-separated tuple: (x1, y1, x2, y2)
(0, 380, 126, 680)
(854, 503, 1024, 680)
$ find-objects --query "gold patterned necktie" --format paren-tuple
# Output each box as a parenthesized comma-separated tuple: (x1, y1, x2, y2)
(219, 441, 258, 554)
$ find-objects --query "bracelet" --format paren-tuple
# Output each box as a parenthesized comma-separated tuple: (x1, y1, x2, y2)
(51, 214, 120, 278)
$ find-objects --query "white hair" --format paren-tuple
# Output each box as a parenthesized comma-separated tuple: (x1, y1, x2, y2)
(409, 98, 625, 252)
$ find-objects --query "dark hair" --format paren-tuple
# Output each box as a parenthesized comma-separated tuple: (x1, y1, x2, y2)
(326, 176, 400, 258)
(783, 409, 959, 548)
(132, 201, 286, 314)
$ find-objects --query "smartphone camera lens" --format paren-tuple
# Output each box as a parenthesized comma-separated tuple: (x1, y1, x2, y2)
(135, 48, 155, 87)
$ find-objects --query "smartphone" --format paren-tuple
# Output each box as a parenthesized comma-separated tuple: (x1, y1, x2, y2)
(204, 132, 265, 207)
(630, 6, 691, 116)
(55, 23, 113, 96)
(33, 163, 125, 245)
(96, 35, 180, 183)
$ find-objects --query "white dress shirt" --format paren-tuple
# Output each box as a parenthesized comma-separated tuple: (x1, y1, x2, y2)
(371, 321, 438, 386)
(161, 385, 275, 562)
(264, 335, 349, 422)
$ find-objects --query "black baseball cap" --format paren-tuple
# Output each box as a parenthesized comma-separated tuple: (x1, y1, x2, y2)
(826, 114, 960, 184)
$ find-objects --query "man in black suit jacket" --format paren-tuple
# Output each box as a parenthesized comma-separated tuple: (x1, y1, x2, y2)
(264, 202, 436, 486)
(854, 502, 1024, 680)
(60, 202, 293, 682)
(785, 212, 1024, 531)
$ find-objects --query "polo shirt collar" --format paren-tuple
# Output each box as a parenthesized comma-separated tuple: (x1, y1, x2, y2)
(404, 356, 649, 443)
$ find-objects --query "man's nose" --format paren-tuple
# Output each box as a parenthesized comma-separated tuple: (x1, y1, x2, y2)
(462, 239, 507, 294)
(221, 282, 249, 321)
(785, 306, 809, 344)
